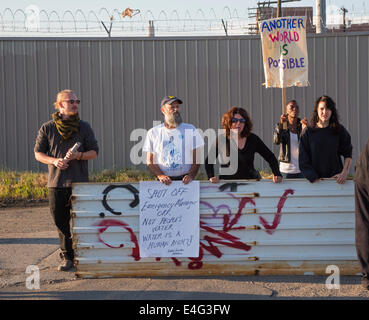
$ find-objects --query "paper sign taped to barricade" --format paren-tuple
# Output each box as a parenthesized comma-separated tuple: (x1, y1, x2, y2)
(259, 16, 309, 88)
(139, 180, 200, 258)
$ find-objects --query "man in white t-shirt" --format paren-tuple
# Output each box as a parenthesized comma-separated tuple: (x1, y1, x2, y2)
(143, 96, 204, 185)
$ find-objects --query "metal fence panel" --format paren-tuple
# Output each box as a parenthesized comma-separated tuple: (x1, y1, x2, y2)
(0, 33, 368, 172)
(71, 179, 359, 278)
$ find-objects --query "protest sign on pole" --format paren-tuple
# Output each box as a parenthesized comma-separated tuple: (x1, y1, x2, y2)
(259, 16, 309, 89)
(139, 181, 200, 258)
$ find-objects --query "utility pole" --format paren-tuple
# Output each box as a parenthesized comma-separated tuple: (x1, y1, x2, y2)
(277, 0, 282, 17)
(340, 7, 348, 32)
(316, 0, 326, 33)
(276, 0, 287, 118)
(148, 20, 155, 37)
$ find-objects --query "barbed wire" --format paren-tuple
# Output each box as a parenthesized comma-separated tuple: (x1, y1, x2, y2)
(1, 5, 369, 36)
(0, 7, 251, 34)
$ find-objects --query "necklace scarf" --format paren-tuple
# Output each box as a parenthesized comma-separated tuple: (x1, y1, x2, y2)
(52, 111, 80, 140)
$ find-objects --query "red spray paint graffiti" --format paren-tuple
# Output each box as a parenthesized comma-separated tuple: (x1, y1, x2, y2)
(187, 196, 256, 269)
(95, 219, 140, 261)
(258, 189, 294, 234)
(94, 188, 294, 269)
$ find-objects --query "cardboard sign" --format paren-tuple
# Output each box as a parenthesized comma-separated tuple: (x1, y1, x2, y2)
(139, 181, 200, 257)
(259, 16, 309, 88)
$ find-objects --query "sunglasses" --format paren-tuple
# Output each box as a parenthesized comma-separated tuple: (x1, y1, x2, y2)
(62, 99, 81, 105)
(231, 118, 246, 123)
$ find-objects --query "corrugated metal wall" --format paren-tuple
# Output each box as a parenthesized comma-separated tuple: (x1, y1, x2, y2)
(72, 179, 359, 278)
(1, 32, 368, 172)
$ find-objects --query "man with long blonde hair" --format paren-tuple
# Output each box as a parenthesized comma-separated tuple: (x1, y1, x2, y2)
(34, 89, 98, 271)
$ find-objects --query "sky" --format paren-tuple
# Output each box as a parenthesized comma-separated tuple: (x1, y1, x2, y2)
(2, 0, 367, 36)
(2, 0, 368, 17)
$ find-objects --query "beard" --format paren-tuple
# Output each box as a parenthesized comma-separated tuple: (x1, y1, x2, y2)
(164, 112, 182, 127)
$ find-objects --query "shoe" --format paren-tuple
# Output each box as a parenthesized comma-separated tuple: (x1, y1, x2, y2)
(58, 259, 74, 272)
(361, 276, 369, 290)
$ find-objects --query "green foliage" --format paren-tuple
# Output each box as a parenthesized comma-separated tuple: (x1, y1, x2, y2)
(0, 170, 49, 201)
(90, 168, 155, 183)
(0, 168, 273, 206)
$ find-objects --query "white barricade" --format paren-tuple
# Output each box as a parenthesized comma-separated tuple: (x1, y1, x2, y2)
(71, 179, 359, 278)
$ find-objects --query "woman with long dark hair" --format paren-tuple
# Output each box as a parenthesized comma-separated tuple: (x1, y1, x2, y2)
(299, 95, 352, 183)
(205, 106, 282, 183)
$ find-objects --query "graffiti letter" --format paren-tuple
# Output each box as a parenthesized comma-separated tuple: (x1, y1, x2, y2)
(95, 219, 140, 261)
(102, 184, 140, 215)
(259, 189, 294, 234)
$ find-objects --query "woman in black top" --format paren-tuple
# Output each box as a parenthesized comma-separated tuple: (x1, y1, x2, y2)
(299, 95, 352, 183)
(205, 107, 282, 183)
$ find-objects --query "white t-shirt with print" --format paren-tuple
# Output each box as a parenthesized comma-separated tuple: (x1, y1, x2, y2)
(143, 123, 204, 177)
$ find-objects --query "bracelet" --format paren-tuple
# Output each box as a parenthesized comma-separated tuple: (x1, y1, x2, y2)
(78, 152, 83, 161)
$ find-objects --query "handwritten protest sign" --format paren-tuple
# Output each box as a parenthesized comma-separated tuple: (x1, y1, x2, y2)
(259, 16, 309, 88)
(139, 181, 200, 258)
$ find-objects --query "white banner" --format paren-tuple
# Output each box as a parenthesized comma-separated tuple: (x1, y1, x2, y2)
(139, 181, 200, 258)
(259, 16, 309, 88)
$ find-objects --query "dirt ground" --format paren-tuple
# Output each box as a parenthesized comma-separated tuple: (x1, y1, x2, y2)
(0, 205, 369, 300)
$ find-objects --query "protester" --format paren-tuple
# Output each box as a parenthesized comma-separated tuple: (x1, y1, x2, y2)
(143, 96, 204, 185)
(354, 137, 369, 290)
(273, 100, 308, 178)
(34, 89, 98, 271)
(299, 95, 352, 183)
(205, 106, 282, 183)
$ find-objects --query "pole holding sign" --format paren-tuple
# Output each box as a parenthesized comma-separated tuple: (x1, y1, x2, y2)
(259, 16, 309, 89)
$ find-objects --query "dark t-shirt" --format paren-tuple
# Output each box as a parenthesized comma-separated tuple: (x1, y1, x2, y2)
(299, 125, 352, 182)
(205, 133, 281, 180)
(34, 120, 99, 188)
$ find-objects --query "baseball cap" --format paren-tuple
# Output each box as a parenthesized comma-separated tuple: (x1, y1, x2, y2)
(161, 96, 183, 106)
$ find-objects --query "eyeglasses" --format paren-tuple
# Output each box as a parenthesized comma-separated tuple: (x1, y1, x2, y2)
(62, 99, 81, 105)
(231, 118, 246, 123)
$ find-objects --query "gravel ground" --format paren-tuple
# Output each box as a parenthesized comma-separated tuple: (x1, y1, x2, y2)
(0, 205, 368, 300)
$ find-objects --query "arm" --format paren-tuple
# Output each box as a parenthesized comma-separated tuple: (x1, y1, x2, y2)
(333, 127, 353, 184)
(81, 150, 98, 160)
(36, 149, 97, 169)
(273, 114, 288, 145)
(182, 148, 201, 184)
(205, 137, 220, 183)
(255, 135, 282, 183)
(298, 130, 319, 183)
(65, 150, 98, 161)
(333, 157, 352, 184)
(300, 118, 309, 132)
(144, 128, 172, 185)
(204, 155, 215, 179)
(65, 123, 99, 161)
(34, 124, 69, 170)
(146, 151, 172, 185)
(35, 151, 69, 170)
